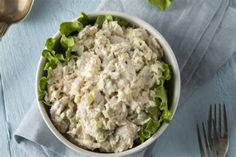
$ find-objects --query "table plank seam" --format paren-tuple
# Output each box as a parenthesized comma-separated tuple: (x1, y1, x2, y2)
(0, 73, 12, 157)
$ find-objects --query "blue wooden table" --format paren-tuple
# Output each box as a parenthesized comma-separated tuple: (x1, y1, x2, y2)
(1, 0, 236, 157)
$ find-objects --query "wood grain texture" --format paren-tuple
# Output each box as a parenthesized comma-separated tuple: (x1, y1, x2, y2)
(0, 0, 236, 157)
(0, 74, 11, 157)
(0, 0, 100, 157)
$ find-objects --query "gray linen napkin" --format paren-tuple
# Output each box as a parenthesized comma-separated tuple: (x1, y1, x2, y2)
(14, 0, 236, 156)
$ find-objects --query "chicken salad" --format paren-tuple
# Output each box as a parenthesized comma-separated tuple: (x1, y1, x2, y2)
(38, 13, 172, 153)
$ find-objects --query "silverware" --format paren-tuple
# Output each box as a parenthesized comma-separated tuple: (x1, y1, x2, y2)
(0, 0, 34, 38)
(197, 104, 229, 157)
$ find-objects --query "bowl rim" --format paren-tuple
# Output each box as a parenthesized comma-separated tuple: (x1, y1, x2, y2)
(35, 11, 181, 157)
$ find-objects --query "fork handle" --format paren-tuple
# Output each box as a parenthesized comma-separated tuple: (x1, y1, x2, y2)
(0, 22, 10, 38)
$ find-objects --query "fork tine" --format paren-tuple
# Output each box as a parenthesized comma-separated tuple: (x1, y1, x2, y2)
(208, 104, 212, 122)
(214, 118, 222, 156)
(208, 105, 212, 138)
(219, 104, 222, 137)
(214, 104, 217, 124)
(207, 120, 213, 152)
(197, 124, 206, 157)
(223, 104, 228, 138)
(213, 119, 220, 145)
(202, 122, 211, 156)
(208, 105, 213, 150)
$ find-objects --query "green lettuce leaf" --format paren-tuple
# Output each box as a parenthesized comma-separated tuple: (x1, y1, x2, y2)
(114, 17, 130, 27)
(155, 63, 172, 122)
(38, 76, 50, 105)
(38, 91, 51, 106)
(55, 54, 65, 62)
(161, 63, 171, 80)
(95, 16, 106, 28)
(38, 91, 47, 101)
(60, 21, 83, 36)
(60, 35, 75, 49)
(39, 77, 48, 92)
(39, 62, 53, 106)
(95, 15, 130, 28)
(138, 119, 161, 143)
(154, 79, 167, 110)
(45, 38, 56, 50)
(148, 0, 172, 11)
(39, 62, 53, 105)
(42, 50, 60, 68)
(65, 47, 73, 61)
(60, 35, 75, 61)
(77, 12, 90, 26)
(146, 106, 160, 120)
(161, 110, 172, 122)
(105, 15, 113, 21)
(138, 63, 172, 143)
(95, 15, 114, 28)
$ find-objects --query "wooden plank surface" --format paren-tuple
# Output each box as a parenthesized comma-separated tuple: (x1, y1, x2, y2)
(0, 0, 236, 157)
(0, 74, 11, 157)
(0, 0, 100, 157)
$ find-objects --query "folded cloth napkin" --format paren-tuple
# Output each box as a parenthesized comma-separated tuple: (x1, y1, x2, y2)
(14, 0, 236, 156)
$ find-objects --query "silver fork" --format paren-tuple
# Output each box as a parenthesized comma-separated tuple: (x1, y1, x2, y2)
(197, 104, 229, 157)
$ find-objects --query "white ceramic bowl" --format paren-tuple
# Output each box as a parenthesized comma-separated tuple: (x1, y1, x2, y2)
(36, 11, 181, 157)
